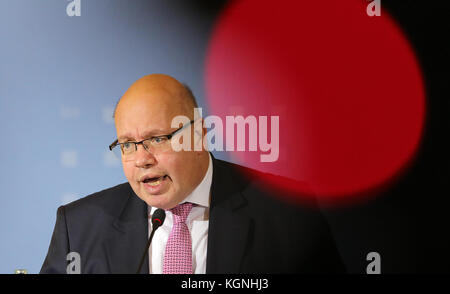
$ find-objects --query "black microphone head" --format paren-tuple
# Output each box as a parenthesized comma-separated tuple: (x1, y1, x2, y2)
(151, 208, 166, 228)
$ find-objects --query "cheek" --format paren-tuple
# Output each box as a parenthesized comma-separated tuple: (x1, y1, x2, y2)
(158, 153, 178, 177)
(122, 161, 137, 182)
(159, 153, 189, 185)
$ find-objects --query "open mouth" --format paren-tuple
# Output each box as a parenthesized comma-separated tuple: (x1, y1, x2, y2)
(143, 175, 169, 187)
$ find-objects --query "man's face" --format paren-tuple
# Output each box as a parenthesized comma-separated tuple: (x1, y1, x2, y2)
(114, 89, 205, 210)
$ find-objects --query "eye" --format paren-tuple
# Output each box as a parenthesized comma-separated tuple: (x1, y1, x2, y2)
(151, 136, 168, 144)
(122, 142, 133, 150)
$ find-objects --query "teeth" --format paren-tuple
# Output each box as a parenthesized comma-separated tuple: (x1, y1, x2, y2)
(148, 179, 161, 186)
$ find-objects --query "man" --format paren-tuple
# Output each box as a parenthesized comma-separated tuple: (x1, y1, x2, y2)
(40, 74, 346, 274)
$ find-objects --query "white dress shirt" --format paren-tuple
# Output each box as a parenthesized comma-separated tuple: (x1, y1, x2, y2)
(148, 153, 213, 274)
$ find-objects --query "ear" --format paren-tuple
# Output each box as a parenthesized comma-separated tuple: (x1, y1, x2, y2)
(193, 119, 209, 152)
(191, 118, 204, 152)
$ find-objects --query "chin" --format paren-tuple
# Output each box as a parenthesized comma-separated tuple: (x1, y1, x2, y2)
(143, 193, 176, 210)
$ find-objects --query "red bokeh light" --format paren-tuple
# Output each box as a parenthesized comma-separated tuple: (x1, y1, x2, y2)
(205, 0, 425, 205)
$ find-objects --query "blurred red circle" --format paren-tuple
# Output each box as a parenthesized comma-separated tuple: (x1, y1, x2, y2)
(205, 0, 425, 205)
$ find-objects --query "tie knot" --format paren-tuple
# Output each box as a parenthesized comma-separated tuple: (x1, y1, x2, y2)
(170, 202, 193, 224)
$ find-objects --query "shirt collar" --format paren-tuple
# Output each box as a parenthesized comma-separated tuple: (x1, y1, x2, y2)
(150, 153, 213, 214)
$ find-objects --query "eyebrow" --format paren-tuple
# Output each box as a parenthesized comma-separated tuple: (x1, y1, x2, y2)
(117, 120, 195, 142)
(118, 129, 170, 141)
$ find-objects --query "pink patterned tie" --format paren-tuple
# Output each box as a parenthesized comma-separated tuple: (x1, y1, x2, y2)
(163, 202, 194, 274)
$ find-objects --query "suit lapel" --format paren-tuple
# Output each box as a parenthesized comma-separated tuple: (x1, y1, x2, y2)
(206, 157, 251, 273)
(104, 157, 251, 274)
(105, 188, 149, 274)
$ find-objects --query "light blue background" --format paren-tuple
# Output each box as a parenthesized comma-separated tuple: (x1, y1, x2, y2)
(0, 0, 223, 273)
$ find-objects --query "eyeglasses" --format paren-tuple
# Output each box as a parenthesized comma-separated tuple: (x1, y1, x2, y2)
(109, 120, 195, 160)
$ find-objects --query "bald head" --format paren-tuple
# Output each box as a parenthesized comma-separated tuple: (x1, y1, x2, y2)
(113, 74, 198, 120)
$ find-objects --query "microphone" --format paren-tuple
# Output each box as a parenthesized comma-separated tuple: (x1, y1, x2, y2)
(136, 208, 166, 274)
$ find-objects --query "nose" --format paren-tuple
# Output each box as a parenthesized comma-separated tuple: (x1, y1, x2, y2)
(134, 143, 157, 168)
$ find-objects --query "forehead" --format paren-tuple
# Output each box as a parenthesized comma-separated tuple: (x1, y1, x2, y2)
(114, 92, 189, 140)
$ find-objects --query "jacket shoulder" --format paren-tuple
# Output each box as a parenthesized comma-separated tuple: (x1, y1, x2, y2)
(63, 182, 132, 220)
(213, 158, 318, 208)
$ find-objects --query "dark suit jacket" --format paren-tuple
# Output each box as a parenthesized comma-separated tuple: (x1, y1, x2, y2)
(40, 157, 346, 274)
